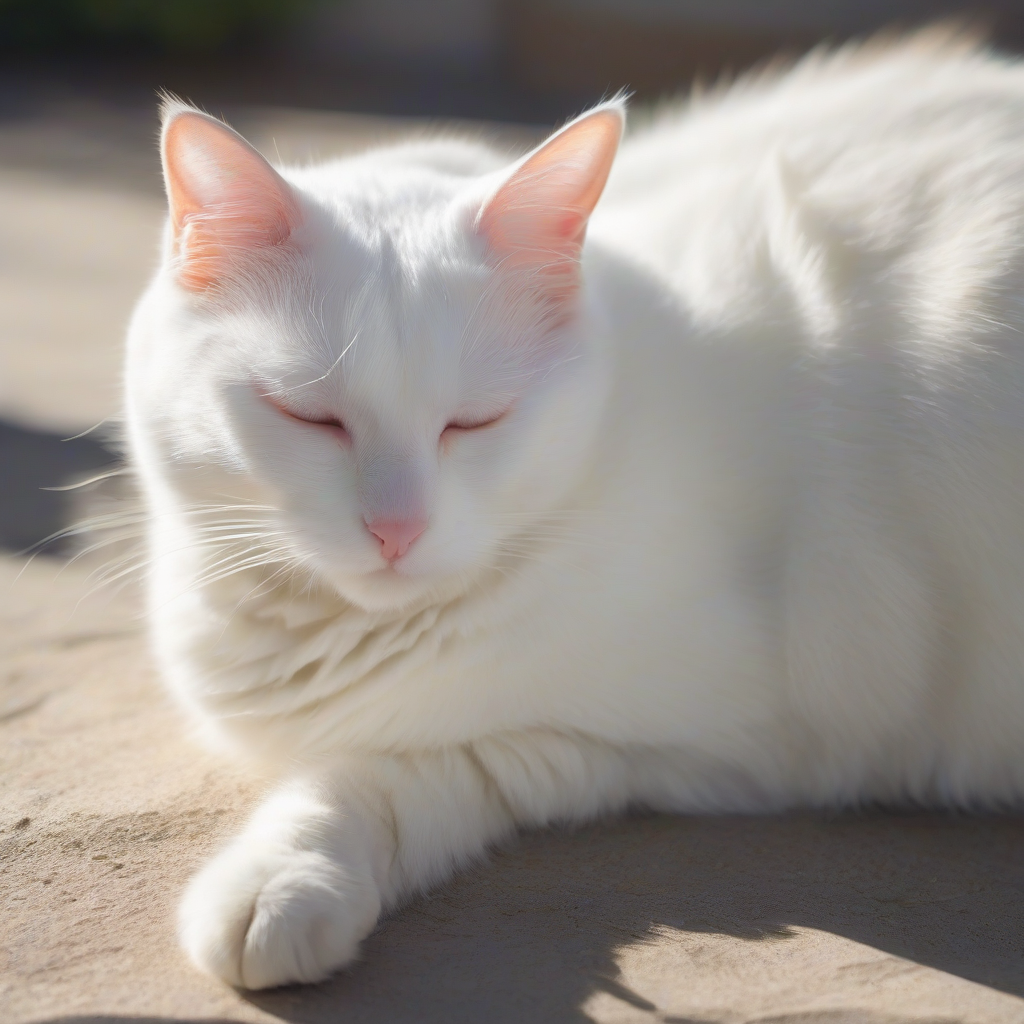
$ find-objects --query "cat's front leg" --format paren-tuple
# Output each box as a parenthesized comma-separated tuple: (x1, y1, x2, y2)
(178, 778, 385, 989)
(178, 750, 518, 989)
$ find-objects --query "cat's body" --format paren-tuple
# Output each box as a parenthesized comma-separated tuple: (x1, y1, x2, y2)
(126, 33, 1024, 988)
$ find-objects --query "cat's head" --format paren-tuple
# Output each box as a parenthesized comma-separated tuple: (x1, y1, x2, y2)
(128, 98, 624, 611)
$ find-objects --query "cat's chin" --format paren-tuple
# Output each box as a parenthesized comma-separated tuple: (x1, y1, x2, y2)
(322, 564, 469, 614)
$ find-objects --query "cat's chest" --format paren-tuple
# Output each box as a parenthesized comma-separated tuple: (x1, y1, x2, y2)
(172, 544, 779, 761)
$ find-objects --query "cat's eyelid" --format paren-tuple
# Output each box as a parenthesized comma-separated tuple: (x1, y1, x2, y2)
(443, 406, 513, 433)
(260, 390, 350, 438)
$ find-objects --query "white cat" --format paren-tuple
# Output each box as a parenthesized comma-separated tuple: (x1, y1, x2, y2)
(125, 30, 1024, 989)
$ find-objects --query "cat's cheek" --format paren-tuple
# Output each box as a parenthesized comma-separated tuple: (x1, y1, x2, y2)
(293, 527, 384, 583)
(406, 509, 495, 581)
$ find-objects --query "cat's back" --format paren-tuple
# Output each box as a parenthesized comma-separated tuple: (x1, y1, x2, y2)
(594, 30, 1024, 332)
(588, 31, 1024, 803)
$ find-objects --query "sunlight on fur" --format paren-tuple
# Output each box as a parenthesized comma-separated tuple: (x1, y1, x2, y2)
(119, 27, 1024, 988)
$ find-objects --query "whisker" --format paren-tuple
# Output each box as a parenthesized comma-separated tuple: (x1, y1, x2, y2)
(40, 467, 130, 492)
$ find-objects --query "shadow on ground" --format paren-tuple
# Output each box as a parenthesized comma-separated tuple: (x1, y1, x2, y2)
(231, 812, 1024, 1023)
(0, 417, 120, 552)
(21, 811, 1024, 1022)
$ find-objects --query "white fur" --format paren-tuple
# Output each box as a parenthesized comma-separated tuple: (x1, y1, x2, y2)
(126, 32, 1024, 988)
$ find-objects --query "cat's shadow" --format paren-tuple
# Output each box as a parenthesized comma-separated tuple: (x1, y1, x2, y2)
(0, 417, 119, 553)
(239, 810, 1024, 1023)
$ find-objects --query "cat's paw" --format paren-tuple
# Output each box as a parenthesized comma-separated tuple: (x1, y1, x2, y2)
(179, 842, 381, 989)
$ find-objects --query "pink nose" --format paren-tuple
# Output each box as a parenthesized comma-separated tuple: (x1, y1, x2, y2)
(366, 518, 427, 561)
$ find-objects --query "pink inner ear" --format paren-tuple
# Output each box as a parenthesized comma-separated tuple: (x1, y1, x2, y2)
(162, 110, 301, 291)
(477, 107, 623, 306)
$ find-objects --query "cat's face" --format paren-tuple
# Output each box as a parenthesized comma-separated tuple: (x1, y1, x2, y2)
(130, 102, 622, 611)
(194, 210, 606, 611)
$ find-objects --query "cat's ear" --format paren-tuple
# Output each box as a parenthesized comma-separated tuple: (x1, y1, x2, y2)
(476, 99, 624, 307)
(160, 100, 302, 291)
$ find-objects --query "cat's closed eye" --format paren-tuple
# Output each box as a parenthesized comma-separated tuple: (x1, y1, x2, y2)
(262, 387, 508, 447)
(263, 392, 351, 444)
(441, 408, 510, 441)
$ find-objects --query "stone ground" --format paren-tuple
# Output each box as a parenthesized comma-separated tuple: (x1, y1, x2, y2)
(3, 91, 1024, 1024)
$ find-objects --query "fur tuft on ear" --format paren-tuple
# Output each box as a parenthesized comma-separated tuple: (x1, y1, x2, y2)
(476, 98, 625, 309)
(160, 97, 302, 292)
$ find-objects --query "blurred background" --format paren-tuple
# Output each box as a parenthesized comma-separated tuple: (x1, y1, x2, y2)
(4, 1, 1024, 123)
(3, 0, 1024, 554)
